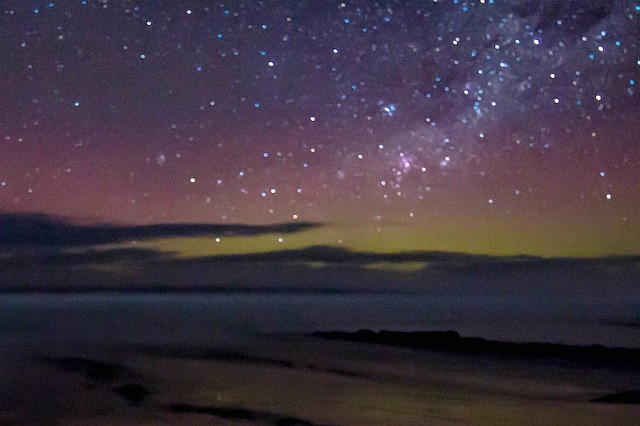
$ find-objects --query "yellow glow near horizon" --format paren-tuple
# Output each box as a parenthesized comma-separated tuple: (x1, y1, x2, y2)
(126, 216, 640, 259)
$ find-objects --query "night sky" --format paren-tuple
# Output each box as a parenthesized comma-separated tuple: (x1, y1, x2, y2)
(1, 0, 639, 258)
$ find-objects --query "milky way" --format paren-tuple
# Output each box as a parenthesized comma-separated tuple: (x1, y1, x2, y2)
(1, 1, 638, 256)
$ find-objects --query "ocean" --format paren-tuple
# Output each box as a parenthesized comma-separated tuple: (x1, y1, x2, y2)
(2, 291, 638, 348)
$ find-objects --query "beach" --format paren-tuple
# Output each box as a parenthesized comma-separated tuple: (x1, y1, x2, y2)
(1, 292, 639, 425)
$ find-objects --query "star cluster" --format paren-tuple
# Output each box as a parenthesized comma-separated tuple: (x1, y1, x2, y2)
(1, 0, 638, 256)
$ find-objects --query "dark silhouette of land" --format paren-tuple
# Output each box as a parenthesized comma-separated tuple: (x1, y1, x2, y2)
(310, 330, 640, 367)
(591, 390, 640, 404)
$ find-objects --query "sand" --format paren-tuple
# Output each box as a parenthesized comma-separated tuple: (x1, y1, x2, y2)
(1, 332, 639, 425)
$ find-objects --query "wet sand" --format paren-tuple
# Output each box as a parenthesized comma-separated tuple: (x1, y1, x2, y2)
(2, 332, 639, 425)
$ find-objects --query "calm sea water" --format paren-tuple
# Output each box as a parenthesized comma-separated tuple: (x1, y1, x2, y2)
(1, 292, 639, 348)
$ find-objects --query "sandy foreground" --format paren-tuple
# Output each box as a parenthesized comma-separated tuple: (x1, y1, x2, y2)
(1, 333, 639, 426)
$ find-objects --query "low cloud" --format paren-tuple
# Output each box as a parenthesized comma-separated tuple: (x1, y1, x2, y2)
(1, 242, 638, 297)
(1, 213, 638, 297)
(0, 213, 319, 247)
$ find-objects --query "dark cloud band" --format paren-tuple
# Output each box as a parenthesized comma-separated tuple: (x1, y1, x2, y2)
(0, 213, 320, 247)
